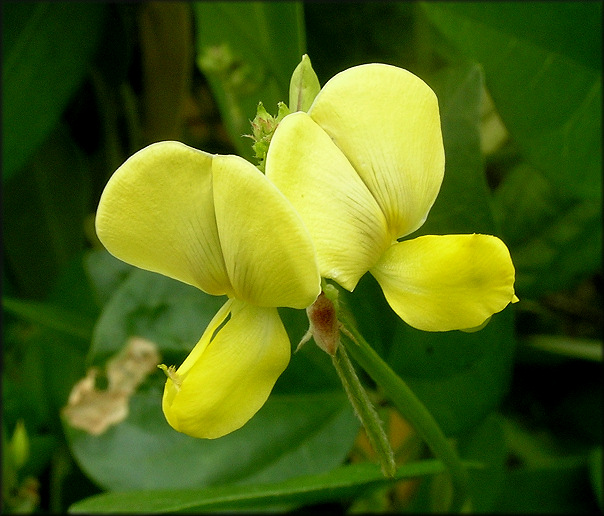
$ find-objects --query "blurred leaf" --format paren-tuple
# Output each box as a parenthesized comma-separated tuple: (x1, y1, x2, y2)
(420, 62, 497, 236)
(406, 412, 507, 513)
(3, 253, 102, 436)
(457, 412, 506, 513)
(494, 162, 602, 297)
(83, 250, 135, 309)
(2, 124, 93, 299)
(522, 335, 602, 362)
(388, 309, 514, 436)
(192, 1, 305, 160)
(2, 297, 95, 341)
(2, 2, 107, 181)
(68, 459, 447, 513)
(421, 2, 602, 200)
(495, 415, 597, 512)
(65, 389, 358, 492)
(497, 459, 593, 514)
(588, 447, 602, 510)
(138, 2, 193, 143)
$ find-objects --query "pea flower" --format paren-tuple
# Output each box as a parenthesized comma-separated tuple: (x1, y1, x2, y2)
(266, 63, 517, 332)
(95, 143, 320, 438)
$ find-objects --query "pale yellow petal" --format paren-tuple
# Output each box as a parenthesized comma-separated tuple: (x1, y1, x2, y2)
(266, 112, 390, 291)
(95, 141, 232, 296)
(212, 154, 320, 309)
(370, 234, 517, 331)
(309, 64, 445, 239)
(162, 299, 290, 439)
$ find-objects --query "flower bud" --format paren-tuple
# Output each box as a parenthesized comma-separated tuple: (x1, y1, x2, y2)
(289, 54, 321, 112)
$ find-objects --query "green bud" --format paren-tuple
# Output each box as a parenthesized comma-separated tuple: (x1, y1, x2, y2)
(245, 101, 291, 171)
(289, 54, 321, 112)
(10, 420, 29, 470)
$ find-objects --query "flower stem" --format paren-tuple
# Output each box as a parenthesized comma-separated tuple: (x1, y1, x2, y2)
(339, 317, 470, 513)
(332, 343, 396, 478)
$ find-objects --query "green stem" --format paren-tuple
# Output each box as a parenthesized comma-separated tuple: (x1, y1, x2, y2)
(332, 344, 396, 477)
(340, 318, 470, 513)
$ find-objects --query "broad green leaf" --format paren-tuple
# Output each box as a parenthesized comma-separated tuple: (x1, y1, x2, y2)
(2, 2, 107, 180)
(192, 2, 305, 161)
(68, 459, 447, 513)
(64, 390, 358, 492)
(493, 162, 602, 297)
(388, 309, 514, 436)
(421, 2, 602, 200)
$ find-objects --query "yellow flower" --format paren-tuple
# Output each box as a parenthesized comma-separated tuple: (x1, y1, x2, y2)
(266, 63, 517, 332)
(95, 142, 320, 438)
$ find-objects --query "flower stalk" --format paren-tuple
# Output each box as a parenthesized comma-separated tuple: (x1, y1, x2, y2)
(331, 343, 397, 478)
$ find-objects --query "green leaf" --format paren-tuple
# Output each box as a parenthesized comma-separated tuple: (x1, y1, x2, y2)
(494, 416, 597, 513)
(68, 459, 447, 513)
(522, 335, 602, 362)
(493, 162, 602, 297)
(588, 447, 603, 510)
(420, 62, 498, 236)
(64, 390, 358, 492)
(83, 250, 135, 309)
(2, 297, 95, 341)
(137, 3, 193, 143)
(421, 2, 602, 200)
(406, 412, 507, 513)
(388, 309, 514, 436)
(191, 1, 306, 161)
(496, 459, 593, 514)
(457, 413, 506, 513)
(2, 2, 107, 180)
(2, 124, 93, 299)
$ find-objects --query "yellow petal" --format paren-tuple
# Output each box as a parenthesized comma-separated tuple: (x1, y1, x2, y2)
(309, 64, 445, 239)
(95, 141, 232, 296)
(370, 234, 517, 331)
(162, 299, 290, 439)
(212, 154, 320, 309)
(266, 112, 390, 291)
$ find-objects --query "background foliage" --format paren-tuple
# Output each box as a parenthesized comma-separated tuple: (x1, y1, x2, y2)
(2, 2, 601, 513)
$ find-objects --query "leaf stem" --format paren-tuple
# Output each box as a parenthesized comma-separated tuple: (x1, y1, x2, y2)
(339, 316, 470, 513)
